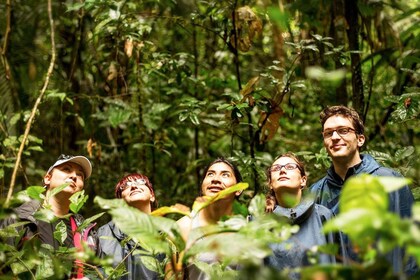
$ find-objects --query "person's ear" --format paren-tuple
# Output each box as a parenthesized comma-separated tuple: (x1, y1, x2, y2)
(150, 194, 156, 203)
(357, 134, 366, 147)
(235, 190, 243, 197)
(43, 173, 52, 186)
(300, 175, 307, 189)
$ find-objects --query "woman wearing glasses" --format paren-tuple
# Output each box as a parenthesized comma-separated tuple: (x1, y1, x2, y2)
(264, 152, 347, 279)
(96, 173, 162, 280)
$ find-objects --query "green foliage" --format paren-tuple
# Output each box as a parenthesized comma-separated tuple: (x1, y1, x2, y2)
(324, 174, 420, 273)
(1, 0, 420, 278)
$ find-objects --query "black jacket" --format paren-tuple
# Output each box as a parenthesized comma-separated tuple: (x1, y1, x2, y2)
(0, 199, 96, 249)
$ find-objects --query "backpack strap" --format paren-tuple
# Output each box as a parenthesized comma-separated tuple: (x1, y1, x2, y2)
(70, 216, 84, 279)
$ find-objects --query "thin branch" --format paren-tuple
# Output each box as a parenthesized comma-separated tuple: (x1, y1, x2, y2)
(6, 0, 56, 206)
(1, 0, 12, 56)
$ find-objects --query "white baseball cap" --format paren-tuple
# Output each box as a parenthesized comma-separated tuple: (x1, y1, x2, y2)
(47, 154, 92, 179)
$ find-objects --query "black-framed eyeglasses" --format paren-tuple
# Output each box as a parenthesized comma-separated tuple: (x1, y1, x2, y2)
(270, 163, 300, 173)
(322, 127, 356, 139)
(120, 179, 147, 192)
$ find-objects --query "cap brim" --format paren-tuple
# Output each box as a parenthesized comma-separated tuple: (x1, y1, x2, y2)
(47, 156, 92, 179)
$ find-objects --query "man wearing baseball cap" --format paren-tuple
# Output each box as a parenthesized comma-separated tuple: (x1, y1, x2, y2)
(1, 154, 96, 279)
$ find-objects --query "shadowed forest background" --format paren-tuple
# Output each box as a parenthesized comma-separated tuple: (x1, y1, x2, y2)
(1, 0, 419, 223)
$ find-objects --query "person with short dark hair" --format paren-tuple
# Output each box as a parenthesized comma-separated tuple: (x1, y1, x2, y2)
(265, 152, 346, 279)
(0, 154, 96, 279)
(96, 173, 162, 280)
(310, 105, 417, 275)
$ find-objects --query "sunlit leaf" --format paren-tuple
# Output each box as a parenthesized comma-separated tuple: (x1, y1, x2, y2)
(69, 190, 89, 214)
(190, 183, 249, 217)
(340, 174, 388, 213)
(376, 176, 412, 193)
(151, 204, 190, 217)
(54, 220, 67, 245)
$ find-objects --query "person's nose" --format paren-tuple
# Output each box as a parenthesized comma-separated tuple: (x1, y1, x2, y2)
(68, 170, 77, 181)
(331, 130, 341, 139)
(211, 174, 222, 183)
(279, 167, 287, 174)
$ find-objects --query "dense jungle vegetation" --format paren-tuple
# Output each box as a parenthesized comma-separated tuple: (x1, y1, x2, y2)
(0, 0, 419, 279)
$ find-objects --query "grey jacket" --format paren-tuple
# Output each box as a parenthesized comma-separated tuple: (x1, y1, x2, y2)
(96, 220, 163, 280)
(265, 197, 346, 279)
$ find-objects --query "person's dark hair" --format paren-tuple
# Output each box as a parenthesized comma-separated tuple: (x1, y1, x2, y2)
(320, 105, 365, 135)
(267, 152, 306, 184)
(114, 173, 158, 209)
(199, 158, 243, 196)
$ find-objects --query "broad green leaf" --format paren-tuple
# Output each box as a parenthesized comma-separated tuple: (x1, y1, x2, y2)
(24, 186, 46, 200)
(108, 108, 132, 128)
(412, 204, 420, 222)
(48, 183, 70, 198)
(376, 176, 412, 193)
(394, 146, 415, 161)
(248, 193, 266, 218)
(78, 212, 105, 231)
(33, 208, 58, 223)
(69, 190, 89, 214)
(54, 220, 67, 245)
(340, 174, 388, 213)
(109, 206, 169, 253)
(187, 230, 271, 265)
(190, 183, 249, 217)
(94, 196, 127, 209)
(151, 204, 190, 217)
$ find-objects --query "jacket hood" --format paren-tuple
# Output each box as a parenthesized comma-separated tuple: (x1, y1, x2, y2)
(272, 196, 315, 225)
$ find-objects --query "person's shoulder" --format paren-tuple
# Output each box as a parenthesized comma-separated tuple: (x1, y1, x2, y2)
(176, 215, 193, 241)
(97, 220, 116, 234)
(176, 215, 192, 228)
(309, 176, 328, 191)
(374, 166, 402, 177)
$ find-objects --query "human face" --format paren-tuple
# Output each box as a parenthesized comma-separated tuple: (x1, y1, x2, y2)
(269, 157, 306, 192)
(201, 162, 238, 197)
(120, 178, 155, 207)
(322, 115, 365, 164)
(44, 162, 85, 195)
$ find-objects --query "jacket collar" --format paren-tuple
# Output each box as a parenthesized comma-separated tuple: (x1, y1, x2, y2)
(272, 196, 315, 225)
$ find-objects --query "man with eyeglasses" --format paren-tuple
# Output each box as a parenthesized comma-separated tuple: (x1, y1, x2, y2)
(1, 154, 96, 279)
(96, 173, 163, 280)
(310, 105, 416, 276)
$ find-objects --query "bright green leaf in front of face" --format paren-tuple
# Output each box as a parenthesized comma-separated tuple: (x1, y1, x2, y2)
(54, 220, 67, 245)
(109, 205, 172, 254)
(339, 174, 389, 214)
(190, 182, 249, 217)
(48, 183, 70, 199)
(69, 190, 88, 214)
